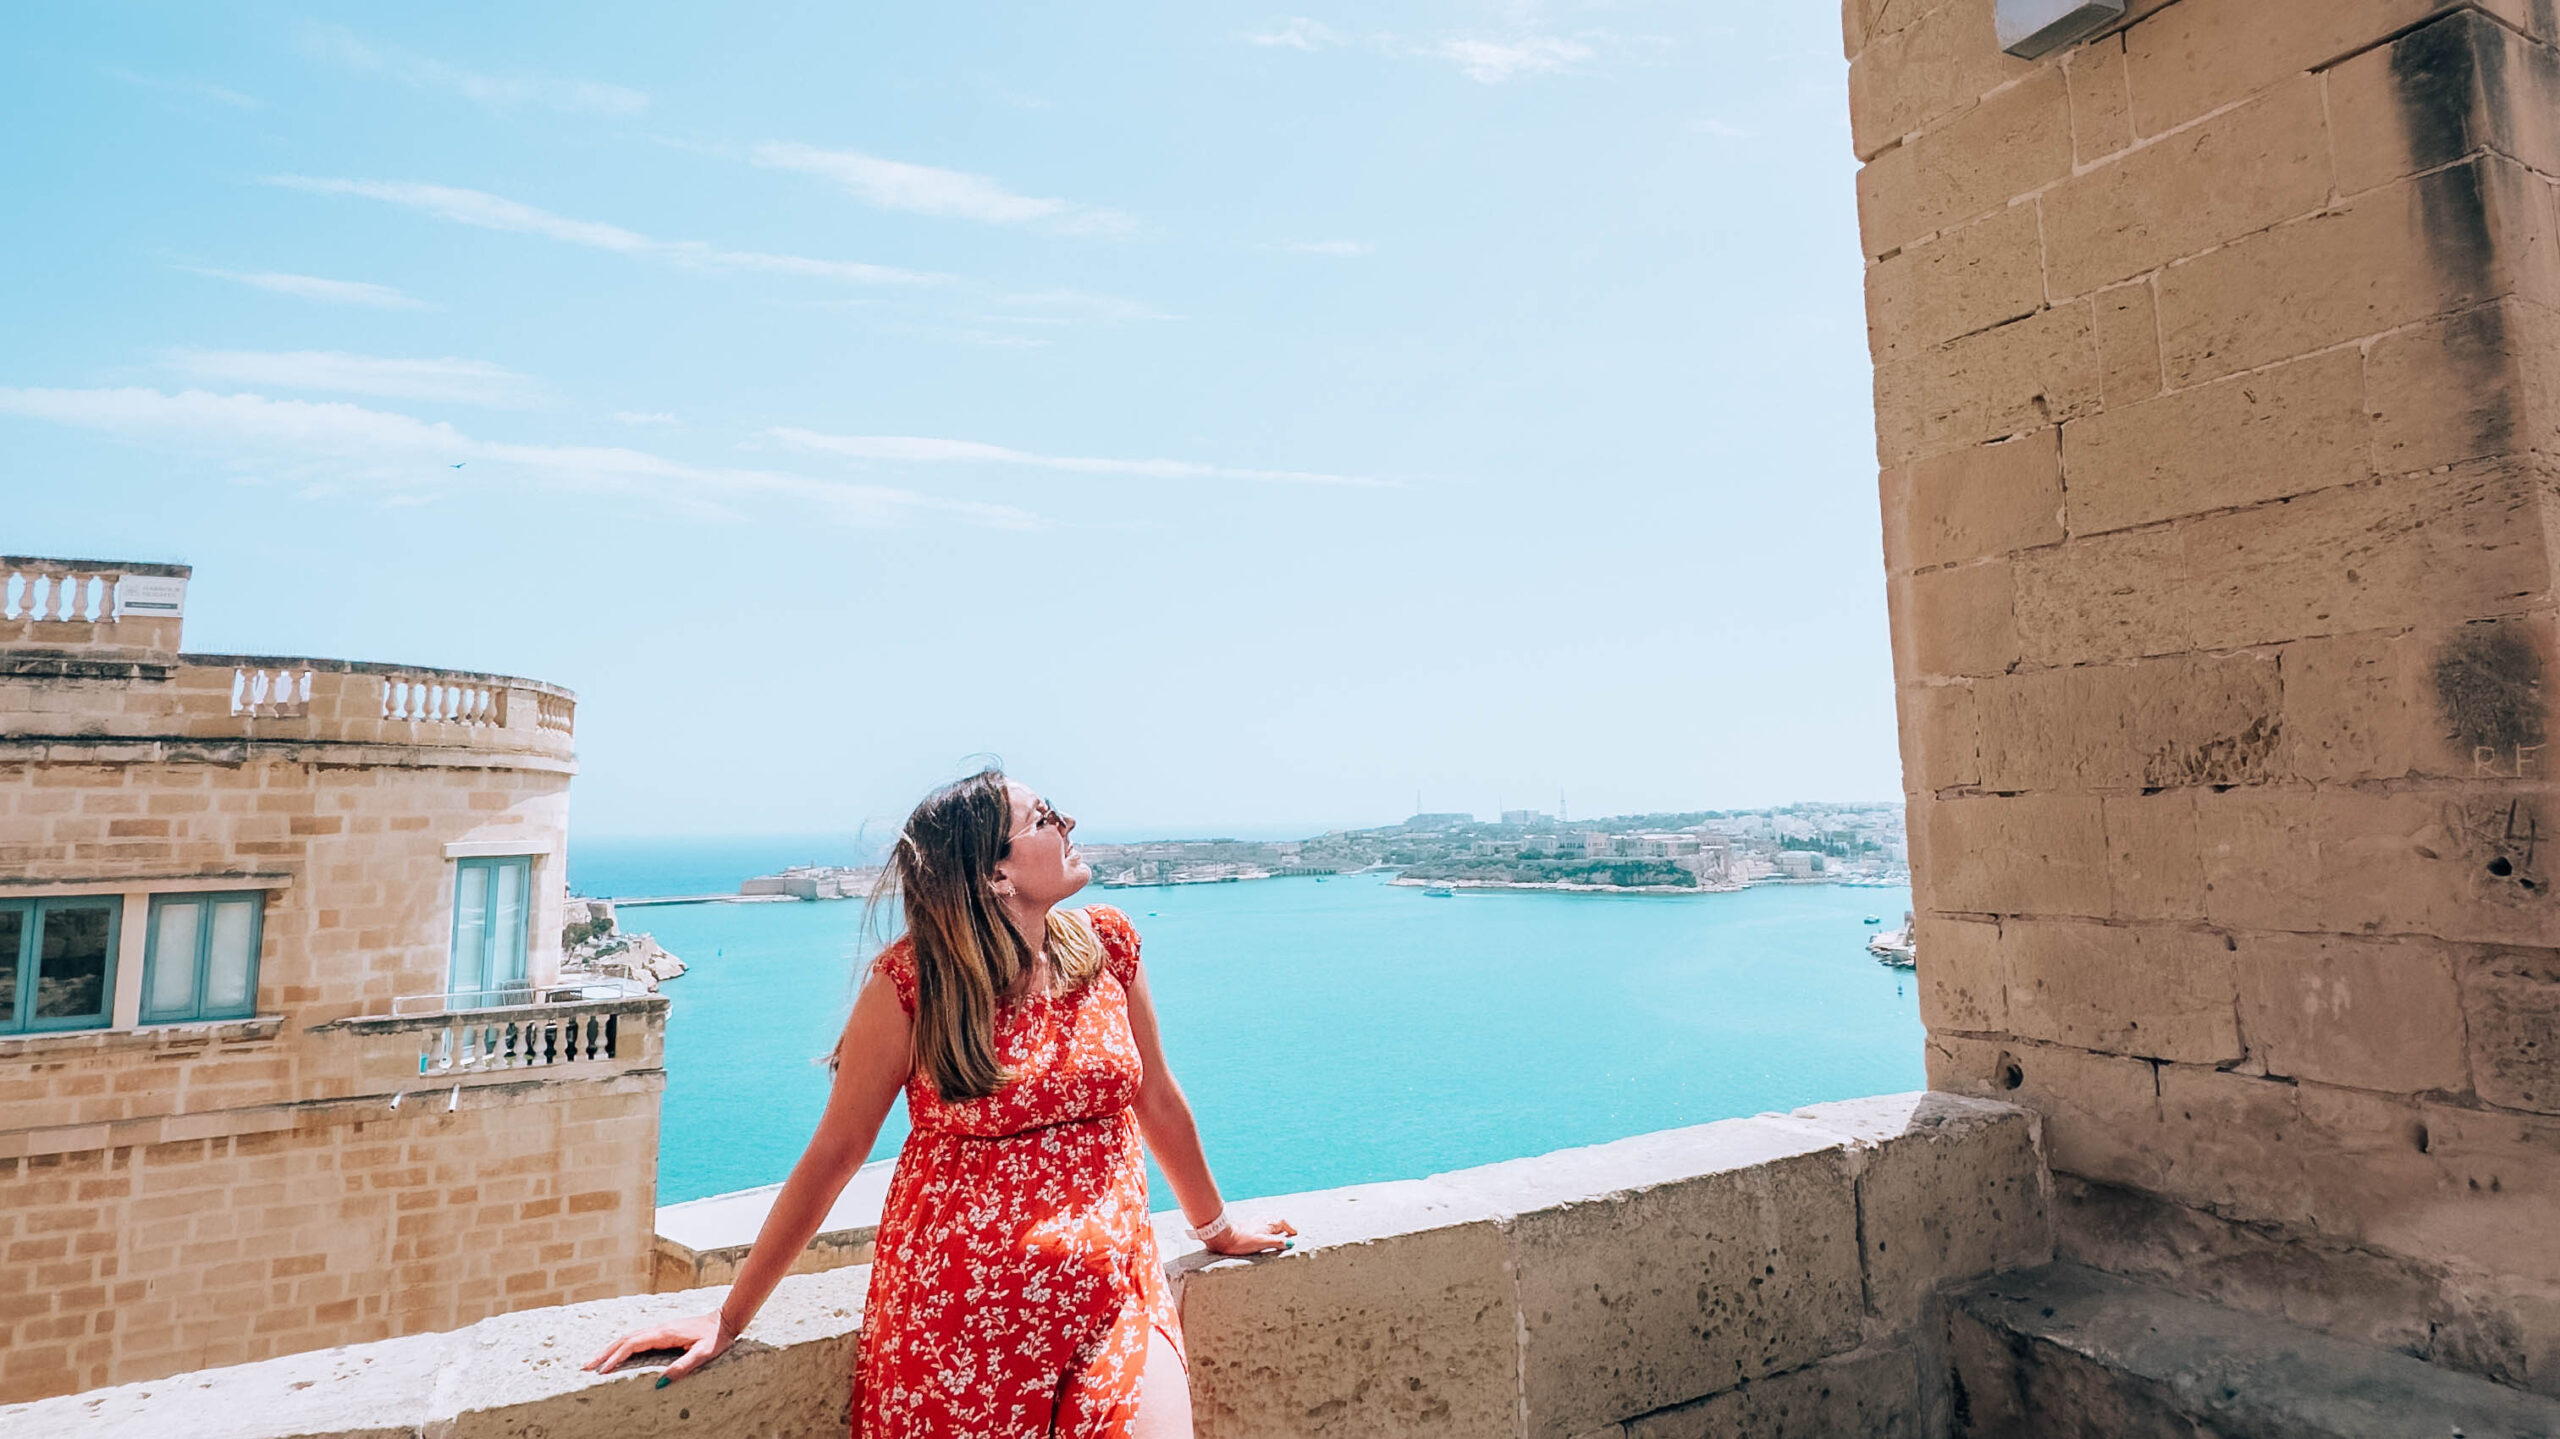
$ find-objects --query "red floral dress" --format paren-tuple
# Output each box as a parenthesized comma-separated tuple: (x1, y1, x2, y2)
(854, 905, 1181, 1438)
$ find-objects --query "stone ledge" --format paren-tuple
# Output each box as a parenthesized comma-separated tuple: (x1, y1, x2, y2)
(0, 1091, 2051, 1439)
(0, 1014, 283, 1062)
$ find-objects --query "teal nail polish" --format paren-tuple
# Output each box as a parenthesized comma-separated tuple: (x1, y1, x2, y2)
(655, 1376, 671, 1389)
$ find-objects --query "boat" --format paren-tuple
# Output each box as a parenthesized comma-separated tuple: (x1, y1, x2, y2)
(1423, 883, 1456, 898)
(1863, 914, 1882, 925)
(1867, 909, 1916, 968)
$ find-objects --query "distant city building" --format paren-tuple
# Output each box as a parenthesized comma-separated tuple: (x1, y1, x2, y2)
(1499, 809, 1549, 826)
(738, 865, 879, 900)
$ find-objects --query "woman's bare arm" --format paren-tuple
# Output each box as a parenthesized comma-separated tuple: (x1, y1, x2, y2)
(584, 970, 912, 1383)
(1125, 968, 1293, 1255)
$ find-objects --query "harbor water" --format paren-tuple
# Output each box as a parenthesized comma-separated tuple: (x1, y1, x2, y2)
(573, 851, 1922, 1206)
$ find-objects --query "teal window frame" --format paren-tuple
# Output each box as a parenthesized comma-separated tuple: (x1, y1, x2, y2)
(448, 855, 534, 1009)
(0, 895, 121, 1035)
(140, 891, 266, 1024)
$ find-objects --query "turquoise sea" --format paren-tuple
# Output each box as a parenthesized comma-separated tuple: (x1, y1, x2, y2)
(572, 847, 1921, 1206)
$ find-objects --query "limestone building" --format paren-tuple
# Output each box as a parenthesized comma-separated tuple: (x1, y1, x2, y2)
(0, 557, 665, 1403)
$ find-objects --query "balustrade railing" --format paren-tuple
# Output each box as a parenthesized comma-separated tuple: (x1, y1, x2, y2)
(381, 674, 501, 726)
(230, 665, 314, 717)
(2, 564, 113, 623)
(535, 692, 574, 735)
(417, 1009, 620, 1075)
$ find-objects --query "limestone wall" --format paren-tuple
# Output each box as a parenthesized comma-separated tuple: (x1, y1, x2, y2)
(1851, 0, 2560, 1393)
(0, 1093, 2051, 1439)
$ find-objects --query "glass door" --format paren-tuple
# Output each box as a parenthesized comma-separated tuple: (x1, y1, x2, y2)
(448, 856, 532, 1008)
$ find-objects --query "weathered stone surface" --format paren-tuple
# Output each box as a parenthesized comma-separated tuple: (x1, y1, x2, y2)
(2197, 786, 2558, 947)
(2012, 460, 2551, 665)
(1892, 560, 2019, 679)
(2279, 629, 2422, 784)
(1866, 204, 2046, 367)
(2464, 946, 2560, 1115)
(1920, 794, 2111, 918)
(2326, 10, 2560, 199)
(1620, 1347, 1920, 1439)
(1973, 653, 2283, 792)
(2368, 302, 2532, 475)
(2233, 932, 2468, 1092)
(2060, 346, 2370, 536)
(1841, 1094, 2052, 1329)
(2092, 279, 2160, 407)
(2122, 0, 2445, 138)
(1947, 1261, 2560, 1437)
(1873, 300, 2097, 465)
(2001, 919, 2242, 1064)
(2040, 75, 2331, 300)
(1504, 1146, 1864, 1437)
(2155, 158, 2548, 387)
(1913, 913, 2006, 1034)
(1897, 679, 1984, 793)
(1856, 69, 2073, 258)
(2103, 791, 2205, 922)
(2066, 35, 2133, 167)
(1846, 0, 2040, 160)
(1926, 1035, 2163, 1194)
(1882, 431, 2063, 573)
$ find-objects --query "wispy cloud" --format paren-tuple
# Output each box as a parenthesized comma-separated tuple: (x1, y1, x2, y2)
(103, 67, 262, 110)
(0, 387, 1037, 529)
(1430, 34, 1595, 83)
(299, 24, 648, 116)
(751, 142, 1135, 235)
(266, 176, 944, 286)
(181, 267, 428, 310)
(1244, 18, 1344, 50)
(159, 350, 545, 408)
(613, 410, 678, 426)
(1274, 239, 1373, 257)
(1692, 118, 1753, 138)
(771, 427, 1385, 487)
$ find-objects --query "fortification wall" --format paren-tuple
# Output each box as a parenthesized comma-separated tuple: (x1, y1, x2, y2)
(1852, 0, 2560, 1393)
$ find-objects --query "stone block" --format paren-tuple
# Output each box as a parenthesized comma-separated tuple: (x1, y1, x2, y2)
(1926, 1035, 2165, 1194)
(2327, 11, 2560, 200)
(2197, 786, 2558, 947)
(1893, 561, 2018, 680)
(2104, 791, 2205, 922)
(2040, 76, 2331, 301)
(2462, 946, 2560, 1114)
(2012, 460, 2551, 665)
(1622, 1346, 1920, 1439)
(1975, 652, 2282, 793)
(1897, 680, 1984, 793)
(1846, 0, 2040, 160)
(2092, 280, 2161, 407)
(1184, 1210, 1519, 1439)
(1920, 794, 2111, 918)
(1856, 70, 2073, 258)
(1883, 431, 2063, 573)
(2279, 629, 2423, 784)
(2066, 35, 2133, 166)
(1913, 913, 2006, 1033)
(2368, 301, 2534, 475)
(1866, 205, 2047, 367)
(2002, 918, 2243, 1064)
(1873, 301, 2097, 466)
(2156, 158, 2548, 388)
(2124, 0, 2445, 138)
(1830, 1093, 2052, 1328)
(2060, 346, 2370, 536)
(2233, 932, 2469, 1092)
(1506, 1147, 1864, 1437)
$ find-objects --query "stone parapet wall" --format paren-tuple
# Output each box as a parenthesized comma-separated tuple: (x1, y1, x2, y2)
(0, 1093, 2053, 1439)
(1853, 0, 2560, 1396)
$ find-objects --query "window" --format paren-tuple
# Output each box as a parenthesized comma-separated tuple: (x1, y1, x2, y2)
(449, 855, 532, 1009)
(142, 892, 264, 1023)
(0, 896, 119, 1034)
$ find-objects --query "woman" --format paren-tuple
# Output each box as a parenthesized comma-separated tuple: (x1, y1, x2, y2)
(586, 770, 1294, 1437)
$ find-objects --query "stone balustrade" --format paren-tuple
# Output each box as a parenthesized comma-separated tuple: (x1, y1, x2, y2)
(0, 555, 188, 660)
(0, 1091, 2054, 1438)
(0, 653, 575, 763)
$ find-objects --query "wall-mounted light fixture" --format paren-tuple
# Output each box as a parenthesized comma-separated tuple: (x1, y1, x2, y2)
(1997, 0, 2124, 57)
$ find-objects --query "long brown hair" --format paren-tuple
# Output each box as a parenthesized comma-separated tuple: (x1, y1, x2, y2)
(872, 769, 1104, 1100)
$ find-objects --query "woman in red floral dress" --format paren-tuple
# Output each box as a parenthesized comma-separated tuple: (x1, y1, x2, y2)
(589, 770, 1294, 1437)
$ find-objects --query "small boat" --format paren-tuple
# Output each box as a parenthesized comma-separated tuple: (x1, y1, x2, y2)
(1863, 914, 1882, 925)
(1423, 884, 1456, 898)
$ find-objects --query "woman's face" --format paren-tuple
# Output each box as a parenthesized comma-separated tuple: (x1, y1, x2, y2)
(994, 780, 1088, 907)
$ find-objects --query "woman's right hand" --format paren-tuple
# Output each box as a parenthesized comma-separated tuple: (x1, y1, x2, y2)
(583, 1309, 735, 1386)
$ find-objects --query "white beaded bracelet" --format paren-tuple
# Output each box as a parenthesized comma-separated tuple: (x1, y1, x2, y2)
(1186, 1207, 1232, 1242)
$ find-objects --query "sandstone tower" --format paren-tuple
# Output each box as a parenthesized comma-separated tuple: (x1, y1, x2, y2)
(0, 558, 666, 1402)
(1853, 0, 2560, 1390)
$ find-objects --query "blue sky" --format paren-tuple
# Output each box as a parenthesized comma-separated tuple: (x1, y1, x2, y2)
(2, 2, 1886, 839)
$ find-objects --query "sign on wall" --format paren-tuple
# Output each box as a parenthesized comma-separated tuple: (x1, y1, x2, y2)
(113, 575, 188, 618)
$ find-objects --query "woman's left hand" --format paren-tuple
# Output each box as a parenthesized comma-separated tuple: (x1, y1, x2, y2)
(1204, 1216, 1297, 1256)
